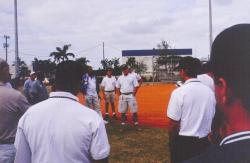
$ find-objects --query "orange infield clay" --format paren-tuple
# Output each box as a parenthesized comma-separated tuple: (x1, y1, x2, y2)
(77, 83, 176, 128)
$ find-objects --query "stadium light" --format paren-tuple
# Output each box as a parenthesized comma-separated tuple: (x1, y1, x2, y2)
(14, 0, 19, 77)
(209, 0, 213, 59)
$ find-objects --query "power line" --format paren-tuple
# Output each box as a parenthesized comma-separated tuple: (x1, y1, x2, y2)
(19, 51, 49, 58)
(76, 43, 102, 53)
(105, 43, 121, 52)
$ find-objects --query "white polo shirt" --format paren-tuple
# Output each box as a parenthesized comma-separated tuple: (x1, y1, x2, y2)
(100, 76, 116, 91)
(116, 74, 139, 93)
(197, 74, 215, 91)
(14, 92, 110, 163)
(86, 76, 98, 97)
(167, 78, 216, 138)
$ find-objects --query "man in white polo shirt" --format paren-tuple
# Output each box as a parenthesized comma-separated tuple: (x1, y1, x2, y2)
(167, 57, 216, 163)
(14, 61, 110, 163)
(116, 65, 139, 126)
(101, 68, 117, 121)
(82, 67, 102, 116)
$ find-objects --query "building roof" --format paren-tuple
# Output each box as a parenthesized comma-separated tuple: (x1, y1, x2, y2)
(122, 49, 192, 57)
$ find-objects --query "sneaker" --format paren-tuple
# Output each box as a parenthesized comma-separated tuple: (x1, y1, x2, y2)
(103, 120, 108, 124)
(134, 122, 139, 126)
(134, 122, 141, 131)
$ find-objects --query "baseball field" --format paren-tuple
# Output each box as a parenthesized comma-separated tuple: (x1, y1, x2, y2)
(78, 83, 176, 128)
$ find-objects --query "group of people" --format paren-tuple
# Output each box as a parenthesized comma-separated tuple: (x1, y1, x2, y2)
(23, 71, 49, 105)
(0, 24, 250, 163)
(82, 65, 142, 125)
(0, 53, 142, 162)
(167, 24, 250, 163)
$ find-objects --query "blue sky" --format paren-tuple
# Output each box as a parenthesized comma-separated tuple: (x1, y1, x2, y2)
(0, 0, 249, 68)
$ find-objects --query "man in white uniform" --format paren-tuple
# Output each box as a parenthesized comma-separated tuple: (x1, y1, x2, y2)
(116, 65, 139, 126)
(14, 61, 110, 163)
(101, 68, 117, 121)
(167, 57, 216, 163)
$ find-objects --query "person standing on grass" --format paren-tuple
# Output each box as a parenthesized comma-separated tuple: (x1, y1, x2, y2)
(30, 71, 49, 104)
(116, 64, 139, 126)
(23, 71, 36, 104)
(0, 58, 30, 163)
(82, 66, 108, 124)
(101, 67, 117, 121)
(184, 24, 250, 163)
(167, 56, 216, 163)
(14, 61, 110, 163)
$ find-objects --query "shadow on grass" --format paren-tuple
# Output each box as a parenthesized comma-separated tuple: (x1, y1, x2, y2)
(106, 119, 170, 163)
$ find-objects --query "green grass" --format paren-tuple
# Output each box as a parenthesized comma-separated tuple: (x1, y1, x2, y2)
(106, 119, 171, 163)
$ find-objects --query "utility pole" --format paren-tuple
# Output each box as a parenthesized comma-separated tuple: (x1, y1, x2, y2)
(3, 35, 10, 62)
(14, 0, 19, 77)
(102, 42, 105, 60)
(209, 0, 213, 60)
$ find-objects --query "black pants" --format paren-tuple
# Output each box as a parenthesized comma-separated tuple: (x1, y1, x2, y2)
(170, 135, 210, 163)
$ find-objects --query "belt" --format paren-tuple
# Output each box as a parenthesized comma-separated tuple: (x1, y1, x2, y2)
(0, 138, 15, 144)
(121, 92, 133, 95)
(105, 90, 115, 92)
(178, 135, 208, 141)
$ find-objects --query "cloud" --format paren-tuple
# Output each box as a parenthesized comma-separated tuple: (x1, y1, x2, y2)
(0, 0, 249, 68)
(214, 0, 233, 6)
(120, 16, 174, 35)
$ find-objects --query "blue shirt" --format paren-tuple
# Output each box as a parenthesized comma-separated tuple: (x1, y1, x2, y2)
(23, 78, 34, 98)
(30, 80, 49, 104)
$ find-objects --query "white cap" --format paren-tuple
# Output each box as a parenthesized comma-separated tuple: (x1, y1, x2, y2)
(30, 71, 36, 76)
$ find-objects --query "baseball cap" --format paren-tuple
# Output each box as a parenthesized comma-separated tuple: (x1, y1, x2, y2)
(208, 24, 250, 76)
(30, 71, 36, 76)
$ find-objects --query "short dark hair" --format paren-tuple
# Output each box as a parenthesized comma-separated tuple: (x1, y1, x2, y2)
(0, 58, 8, 70)
(55, 61, 84, 94)
(121, 64, 128, 71)
(36, 71, 45, 81)
(210, 24, 250, 112)
(106, 67, 112, 71)
(177, 57, 201, 78)
(200, 62, 212, 74)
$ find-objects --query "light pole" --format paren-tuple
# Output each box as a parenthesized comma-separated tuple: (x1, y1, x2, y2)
(209, 0, 213, 59)
(3, 35, 10, 62)
(102, 42, 105, 60)
(14, 0, 19, 77)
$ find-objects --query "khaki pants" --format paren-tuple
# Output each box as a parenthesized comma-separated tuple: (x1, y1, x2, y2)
(85, 95, 102, 116)
(104, 92, 116, 103)
(118, 94, 138, 113)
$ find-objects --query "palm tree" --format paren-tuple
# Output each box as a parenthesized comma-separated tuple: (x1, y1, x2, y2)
(50, 45, 75, 63)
